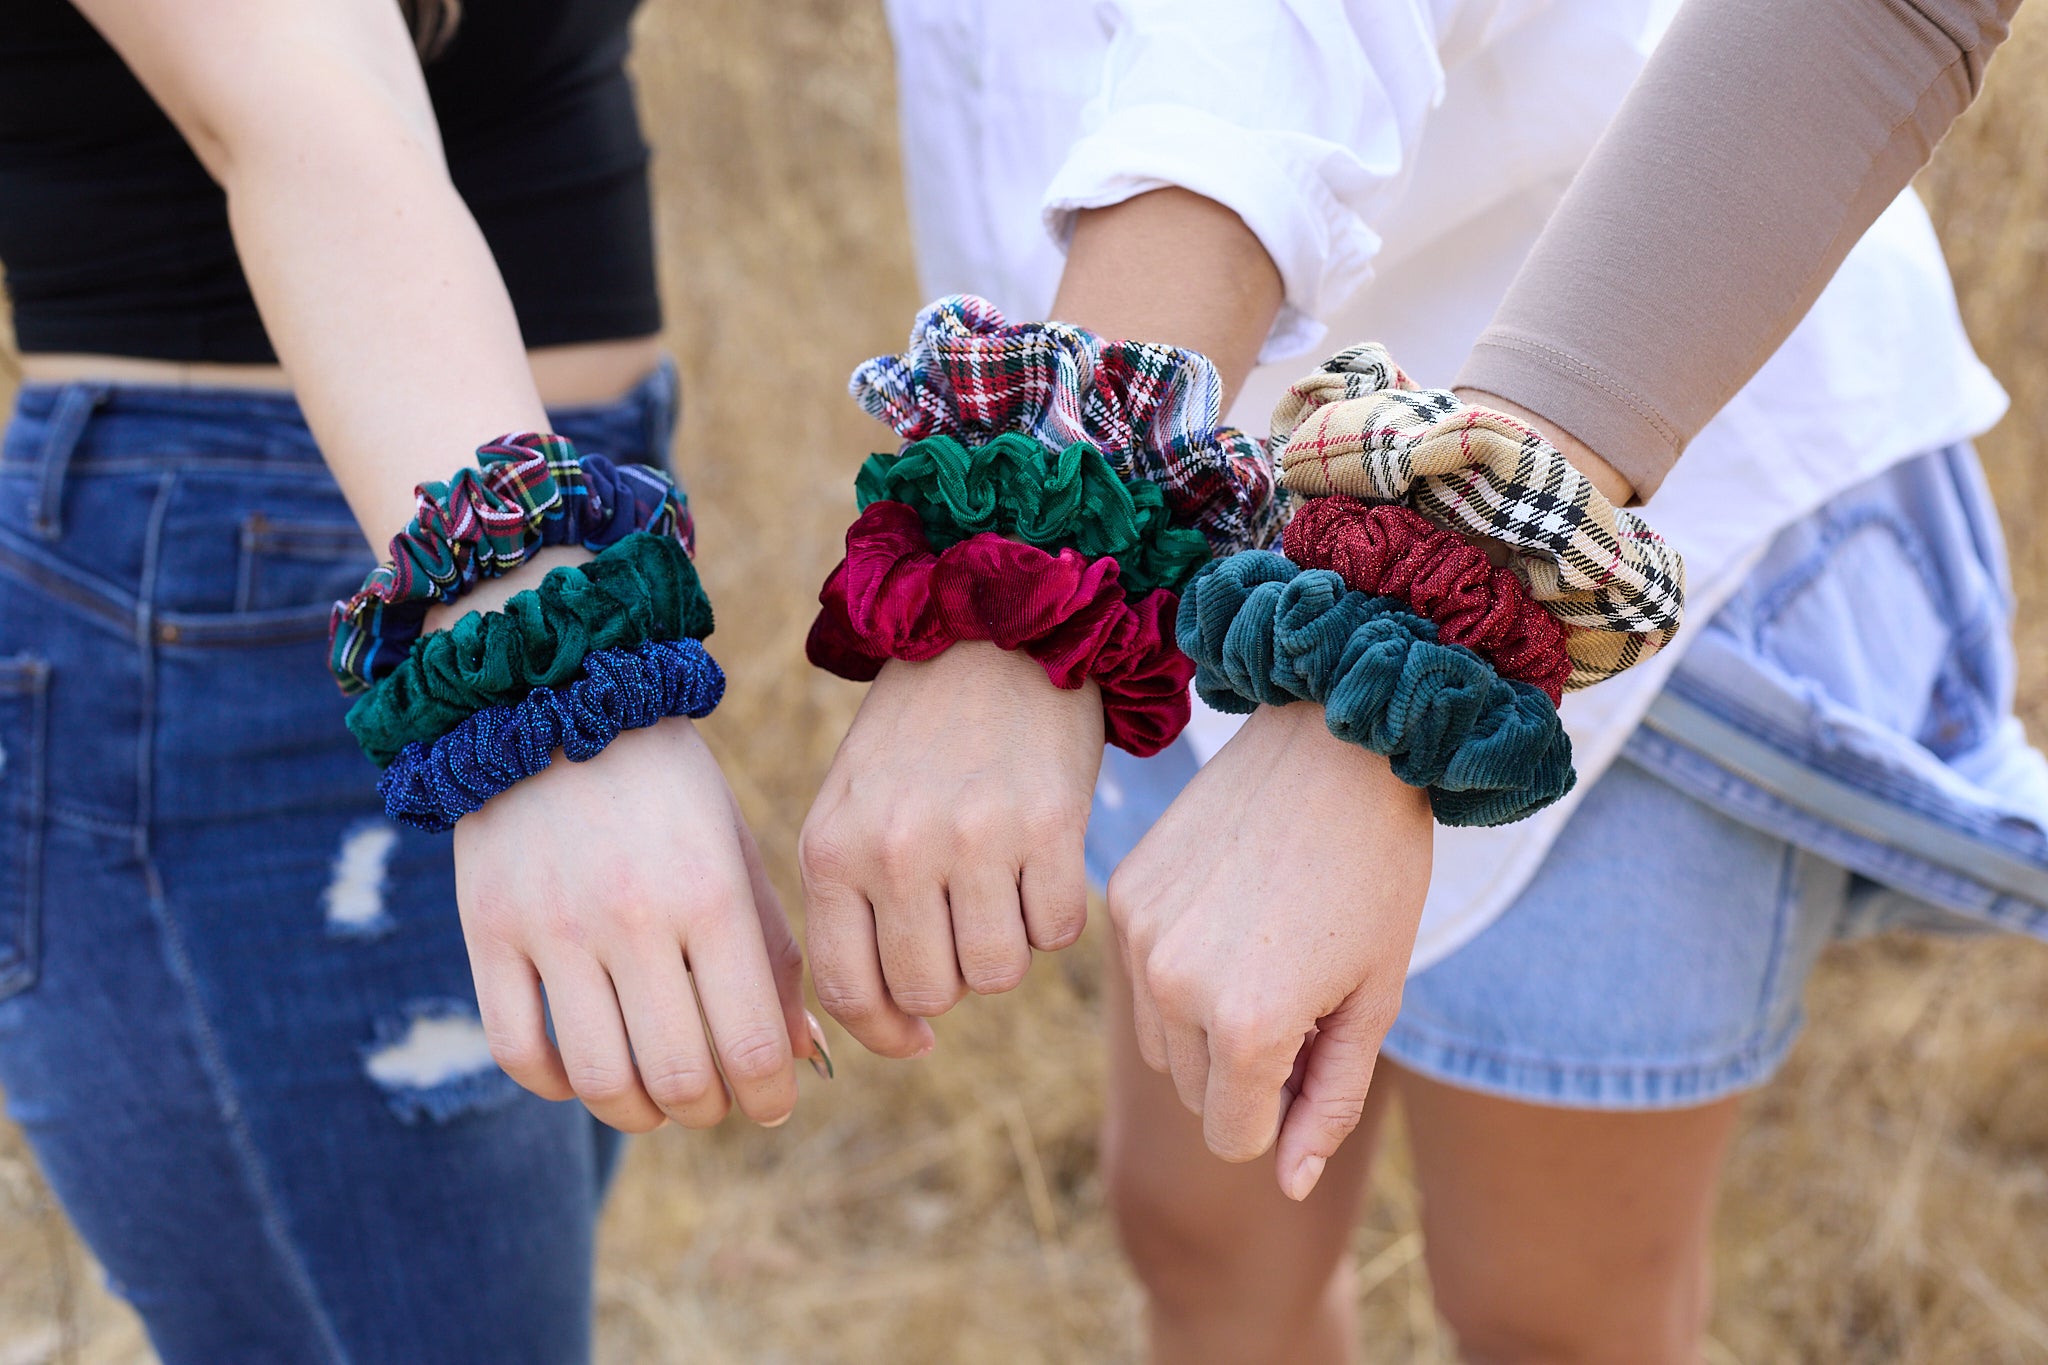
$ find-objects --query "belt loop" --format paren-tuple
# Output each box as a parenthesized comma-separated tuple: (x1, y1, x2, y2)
(32, 383, 110, 541)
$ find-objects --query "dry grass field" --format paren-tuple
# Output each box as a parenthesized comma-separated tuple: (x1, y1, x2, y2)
(4, 3, 2048, 1361)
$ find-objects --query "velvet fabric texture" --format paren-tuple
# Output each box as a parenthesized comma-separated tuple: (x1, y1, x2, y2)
(855, 432, 1211, 595)
(1282, 497, 1571, 702)
(1177, 550, 1575, 826)
(379, 639, 726, 832)
(806, 500, 1194, 756)
(346, 533, 712, 768)
(329, 433, 693, 693)
(849, 294, 1282, 554)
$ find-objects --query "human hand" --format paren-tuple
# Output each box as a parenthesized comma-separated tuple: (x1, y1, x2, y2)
(798, 642, 1104, 1057)
(455, 714, 825, 1133)
(1107, 701, 1432, 1200)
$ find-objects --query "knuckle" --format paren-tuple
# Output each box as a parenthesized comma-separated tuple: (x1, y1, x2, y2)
(872, 821, 929, 876)
(565, 1061, 639, 1107)
(812, 976, 879, 1026)
(797, 823, 854, 886)
(1207, 999, 1281, 1063)
(642, 1059, 720, 1112)
(948, 799, 1007, 849)
(1016, 798, 1078, 847)
(718, 1028, 790, 1086)
(485, 1030, 549, 1081)
(891, 981, 966, 1018)
(963, 954, 1029, 996)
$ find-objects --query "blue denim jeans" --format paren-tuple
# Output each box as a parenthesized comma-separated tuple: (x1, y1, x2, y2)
(0, 367, 679, 1364)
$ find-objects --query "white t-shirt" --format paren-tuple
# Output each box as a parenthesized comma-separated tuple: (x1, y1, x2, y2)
(883, 0, 2010, 970)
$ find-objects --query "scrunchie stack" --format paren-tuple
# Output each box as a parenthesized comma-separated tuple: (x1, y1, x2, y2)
(1270, 343, 1686, 689)
(814, 295, 1275, 755)
(807, 502, 1192, 757)
(329, 434, 722, 827)
(1176, 552, 1573, 827)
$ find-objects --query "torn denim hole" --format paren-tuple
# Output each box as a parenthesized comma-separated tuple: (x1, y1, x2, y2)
(363, 1001, 520, 1124)
(324, 820, 398, 940)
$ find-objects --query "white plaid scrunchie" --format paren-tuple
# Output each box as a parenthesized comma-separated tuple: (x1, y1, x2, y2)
(1271, 344, 1687, 689)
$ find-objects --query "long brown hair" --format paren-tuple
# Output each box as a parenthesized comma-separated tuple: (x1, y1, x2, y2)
(398, 0, 462, 61)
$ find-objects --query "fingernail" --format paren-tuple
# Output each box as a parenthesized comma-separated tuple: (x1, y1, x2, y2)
(1286, 1154, 1326, 1202)
(761, 1111, 793, 1129)
(805, 1012, 836, 1081)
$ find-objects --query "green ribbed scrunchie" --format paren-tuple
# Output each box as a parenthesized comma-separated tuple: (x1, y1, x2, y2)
(345, 532, 712, 768)
(855, 432, 1211, 595)
(1176, 550, 1574, 827)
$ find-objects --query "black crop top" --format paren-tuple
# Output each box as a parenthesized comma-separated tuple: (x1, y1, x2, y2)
(0, 0, 662, 362)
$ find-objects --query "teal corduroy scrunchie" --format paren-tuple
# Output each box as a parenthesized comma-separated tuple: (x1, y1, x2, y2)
(855, 432, 1211, 595)
(1175, 551, 1575, 827)
(346, 532, 713, 768)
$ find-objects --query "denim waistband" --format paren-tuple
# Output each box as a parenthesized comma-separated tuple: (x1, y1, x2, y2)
(1, 356, 680, 479)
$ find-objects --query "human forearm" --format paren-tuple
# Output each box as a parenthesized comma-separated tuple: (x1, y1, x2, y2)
(72, 0, 547, 545)
(1456, 0, 2019, 500)
(1050, 187, 1283, 400)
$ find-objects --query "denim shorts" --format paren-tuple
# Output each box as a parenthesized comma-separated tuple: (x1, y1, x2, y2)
(1088, 444, 2007, 1112)
(0, 368, 678, 1363)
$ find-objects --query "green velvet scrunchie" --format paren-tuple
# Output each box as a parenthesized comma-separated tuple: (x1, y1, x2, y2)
(346, 532, 712, 768)
(1176, 550, 1574, 827)
(855, 432, 1212, 595)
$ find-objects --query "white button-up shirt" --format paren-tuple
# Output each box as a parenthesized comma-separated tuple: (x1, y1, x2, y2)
(884, 0, 2009, 969)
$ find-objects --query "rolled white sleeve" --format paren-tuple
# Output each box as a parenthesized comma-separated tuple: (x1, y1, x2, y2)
(1041, 0, 1446, 362)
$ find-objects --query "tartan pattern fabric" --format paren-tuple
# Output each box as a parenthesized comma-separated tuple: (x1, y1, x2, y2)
(1271, 344, 1687, 689)
(328, 433, 694, 694)
(850, 295, 1284, 554)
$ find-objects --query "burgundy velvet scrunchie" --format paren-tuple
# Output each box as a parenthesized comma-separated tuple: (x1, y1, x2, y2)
(1282, 497, 1572, 703)
(806, 501, 1194, 756)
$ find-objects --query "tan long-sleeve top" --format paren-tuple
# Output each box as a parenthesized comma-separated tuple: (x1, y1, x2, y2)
(1455, 0, 2021, 501)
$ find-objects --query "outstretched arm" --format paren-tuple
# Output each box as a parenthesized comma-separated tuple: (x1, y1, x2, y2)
(73, 0, 818, 1129)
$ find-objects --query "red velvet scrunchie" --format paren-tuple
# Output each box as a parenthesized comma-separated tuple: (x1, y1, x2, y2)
(1282, 497, 1572, 703)
(806, 500, 1194, 755)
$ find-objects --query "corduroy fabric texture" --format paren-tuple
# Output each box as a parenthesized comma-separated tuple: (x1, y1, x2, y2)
(329, 433, 693, 693)
(850, 294, 1283, 555)
(345, 533, 713, 769)
(379, 638, 726, 833)
(855, 432, 1211, 596)
(1177, 550, 1575, 827)
(806, 500, 1194, 757)
(1270, 344, 1685, 688)
(1282, 497, 1571, 703)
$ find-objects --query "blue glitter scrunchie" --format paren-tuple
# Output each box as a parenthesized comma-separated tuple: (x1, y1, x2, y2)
(378, 638, 726, 832)
(1176, 551, 1575, 827)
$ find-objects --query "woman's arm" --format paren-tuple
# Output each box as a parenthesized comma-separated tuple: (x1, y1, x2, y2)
(72, 0, 544, 543)
(71, 0, 816, 1129)
(1457, 0, 2021, 501)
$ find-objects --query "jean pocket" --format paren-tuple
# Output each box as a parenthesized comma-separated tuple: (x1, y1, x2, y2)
(0, 655, 49, 1000)
(235, 512, 373, 614)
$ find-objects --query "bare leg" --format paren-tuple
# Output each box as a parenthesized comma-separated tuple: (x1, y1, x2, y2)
(1102, 947, 1396, 1365)
(1390, 1060, 1742, 1365)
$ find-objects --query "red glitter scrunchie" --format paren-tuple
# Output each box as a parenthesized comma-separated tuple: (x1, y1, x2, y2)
(806, 501, 1194, 756)
(1282, 498, 1572, 703)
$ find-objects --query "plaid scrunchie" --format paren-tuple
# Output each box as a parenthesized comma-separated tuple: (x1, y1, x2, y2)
(1271, 344, 1686, 689)
(328, 433, 693, 693)
(850, 295, 1283, 555)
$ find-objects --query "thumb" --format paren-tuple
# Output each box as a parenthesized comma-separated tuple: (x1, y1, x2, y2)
(1274, 984, 1393, 1201)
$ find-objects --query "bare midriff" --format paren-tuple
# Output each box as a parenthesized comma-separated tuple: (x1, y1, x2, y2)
(17, 334, 665, 408)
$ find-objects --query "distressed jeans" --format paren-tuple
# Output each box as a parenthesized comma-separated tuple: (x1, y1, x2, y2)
(0, 371, 680, 1364)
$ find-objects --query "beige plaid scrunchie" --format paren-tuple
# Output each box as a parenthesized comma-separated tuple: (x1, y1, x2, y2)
(1271, 344, 1687, 689)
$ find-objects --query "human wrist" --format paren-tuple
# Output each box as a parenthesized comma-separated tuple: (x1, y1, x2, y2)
(1246, 701, 1430, 822)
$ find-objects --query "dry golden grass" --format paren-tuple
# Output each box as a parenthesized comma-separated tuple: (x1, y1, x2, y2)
(4, 2, 2048, 1360)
